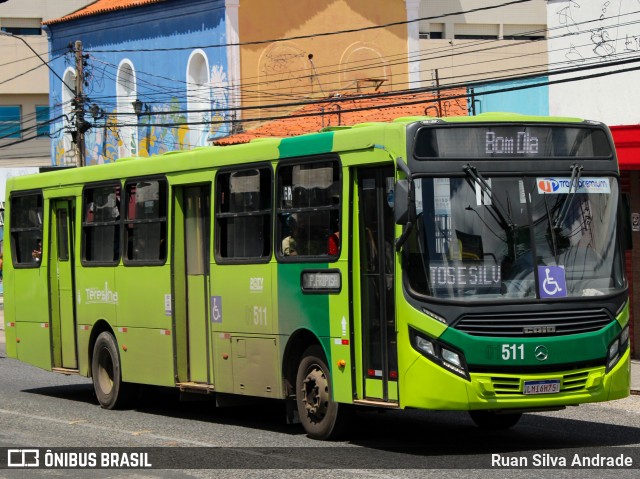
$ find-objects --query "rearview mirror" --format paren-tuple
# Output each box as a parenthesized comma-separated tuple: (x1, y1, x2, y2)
(394, 180, 409, 225)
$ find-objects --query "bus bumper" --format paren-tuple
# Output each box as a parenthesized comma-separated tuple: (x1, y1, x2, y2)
(401, 347, 630, 411)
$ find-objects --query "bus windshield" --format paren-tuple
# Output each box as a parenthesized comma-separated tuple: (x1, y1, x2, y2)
(403, 174, 625, 301)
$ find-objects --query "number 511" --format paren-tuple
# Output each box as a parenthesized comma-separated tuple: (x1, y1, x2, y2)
(502, 344, 524, 360)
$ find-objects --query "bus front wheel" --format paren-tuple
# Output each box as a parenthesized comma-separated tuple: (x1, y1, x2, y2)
(91, 332, 134, 409)
(469, 410, 522, 430)
(296, 346, 349, 440)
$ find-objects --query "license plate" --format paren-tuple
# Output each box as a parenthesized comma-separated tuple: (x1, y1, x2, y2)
(523, 379, 560, 395)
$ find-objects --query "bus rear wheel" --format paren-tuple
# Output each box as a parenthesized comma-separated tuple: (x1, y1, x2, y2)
(469, 410, 522, 430)
(296, 346, 349, 440)
(91, 332, 135, 409)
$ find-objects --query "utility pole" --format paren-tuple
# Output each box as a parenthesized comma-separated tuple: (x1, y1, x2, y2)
(434, 69, 443, 117)
(74, 40, 85, 167)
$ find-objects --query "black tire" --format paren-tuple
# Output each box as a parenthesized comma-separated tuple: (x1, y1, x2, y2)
(469, 410, 522, 430)
(91, 331, 136, 409)
(296, 345, 350, 440)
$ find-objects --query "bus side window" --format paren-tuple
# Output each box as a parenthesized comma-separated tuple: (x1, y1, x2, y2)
(215, 166, 272, 262)
(82, 183, 121, 264)
(276, 160, 341, 261)
(10, 193, 44, 266)
(124, 179, 167, 264)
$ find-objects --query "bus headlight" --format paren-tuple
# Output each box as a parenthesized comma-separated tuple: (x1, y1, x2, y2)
(606, 326, 629, 372)
(442, 348, 462, 368)
(415, 335, 436, 357)
(410, 328, 469, 381)
(620, 325, 629, 346)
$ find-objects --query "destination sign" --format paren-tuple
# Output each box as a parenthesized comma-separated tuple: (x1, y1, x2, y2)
(301, 270, 341, 294)
(485, 131, 538, 155)
(414, 125, 612, 159)
(429, 261, 501, 290)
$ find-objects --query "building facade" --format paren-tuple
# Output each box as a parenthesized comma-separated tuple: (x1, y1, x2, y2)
(45, 0, 433, 166)
(236, 0, 411, 124)
(45, 0, 235, 166)
(0, 0, 93, 168)
(416, 0, 549, 114)
(546, 0, 640, 357)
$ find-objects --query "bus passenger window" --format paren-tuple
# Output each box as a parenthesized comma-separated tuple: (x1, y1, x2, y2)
(124, 179, 167, 264)
(82, 183, 121, 264)
(215, 167, 272, 262)
(10, 193, 44, 266)
(276, 160, 341, 261)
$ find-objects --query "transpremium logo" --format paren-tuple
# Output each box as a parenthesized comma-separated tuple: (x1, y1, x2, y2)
(537, 178, 560, 193)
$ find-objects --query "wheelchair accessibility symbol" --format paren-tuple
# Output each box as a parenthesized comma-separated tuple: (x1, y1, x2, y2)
(538, 266, 567, 298)
(211, 296, 222, 323)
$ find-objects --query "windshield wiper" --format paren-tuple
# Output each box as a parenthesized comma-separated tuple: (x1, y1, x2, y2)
(463, 164, 515, 230)
(553, 163, 583, 229)
(543, 194, 560, 263)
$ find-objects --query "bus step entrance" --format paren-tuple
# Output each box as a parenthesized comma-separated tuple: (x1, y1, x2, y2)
(51, 367, 80, 376)
(177, 382, 215, 394)
(353, 399, 399, 408)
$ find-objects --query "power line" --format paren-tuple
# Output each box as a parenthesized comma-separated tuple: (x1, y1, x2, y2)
(0, 52, 68, 86)
(7, 3, 639, 153)
(72, 54, 640, 131)
(85, 0, 534, 53)
(0, 114, 66, 142)
(6, 51, 640, 153)
(79, 49, 640, 123)
(78, 10, 640, 112)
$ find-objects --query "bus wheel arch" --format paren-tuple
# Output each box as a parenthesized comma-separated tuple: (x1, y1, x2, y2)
(88, 319, 114, 373)
(89, 322, 136, 409)
(282, 329, 323, 397)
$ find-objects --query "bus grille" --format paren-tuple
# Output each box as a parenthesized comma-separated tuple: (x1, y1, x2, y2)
(490, 371, 590, 395)
(454, 309, 612, 337)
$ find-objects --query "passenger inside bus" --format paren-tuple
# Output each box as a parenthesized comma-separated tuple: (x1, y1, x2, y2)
(31, 240, 42, 262)
(282, 214, 298, 256)
(327, 215, 340, 256)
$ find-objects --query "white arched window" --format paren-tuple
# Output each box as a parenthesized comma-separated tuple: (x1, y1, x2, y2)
(186, 50, 211, 148)
(62, 68, 76, 165)
(116, 60, 138, 157)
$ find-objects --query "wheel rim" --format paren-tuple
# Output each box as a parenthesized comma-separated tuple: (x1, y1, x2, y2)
(97, 347, 114, 395)
(301, 363, 329, 421)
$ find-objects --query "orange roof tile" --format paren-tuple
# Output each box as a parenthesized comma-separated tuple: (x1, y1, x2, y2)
(44, 0, 165, 25)
(214, 89, 468, 146)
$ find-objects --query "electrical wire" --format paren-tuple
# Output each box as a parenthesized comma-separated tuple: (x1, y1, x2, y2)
(77, 11, 640, 113)
(84, 0, 535, 53)
(5, 3, 640, 151)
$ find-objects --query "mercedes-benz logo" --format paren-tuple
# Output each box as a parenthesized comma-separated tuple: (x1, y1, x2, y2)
(535, 345, 549, 361)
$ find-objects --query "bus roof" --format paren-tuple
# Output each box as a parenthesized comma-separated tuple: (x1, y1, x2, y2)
(6, 113, 594, 194)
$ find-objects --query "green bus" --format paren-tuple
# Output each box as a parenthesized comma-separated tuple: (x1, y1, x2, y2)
(4, 113, 631, 439)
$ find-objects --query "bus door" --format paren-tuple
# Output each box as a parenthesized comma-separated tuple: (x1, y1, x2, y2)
(49, 199, 77, 370)
(172, 185, 211, 385)
(356, 167, 398, 402)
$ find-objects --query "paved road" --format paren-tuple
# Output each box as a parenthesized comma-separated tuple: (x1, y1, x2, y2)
(1, 340, 640, 478)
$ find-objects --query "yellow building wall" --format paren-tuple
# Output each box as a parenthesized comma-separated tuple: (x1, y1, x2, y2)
(239, 0, 409, 120)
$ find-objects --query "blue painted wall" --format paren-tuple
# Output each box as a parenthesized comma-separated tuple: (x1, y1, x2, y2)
(468, 77, 549, 117)
(46, 0, 230, 165)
